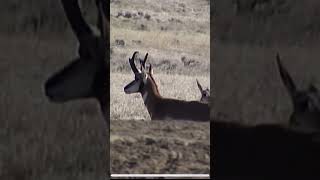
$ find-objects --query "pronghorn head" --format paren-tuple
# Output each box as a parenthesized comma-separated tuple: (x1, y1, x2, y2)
(45, 0, 108, 103)
(276, 53, 320, 132)
(124, 51, 152, 94)
(196, 79, 210, 103)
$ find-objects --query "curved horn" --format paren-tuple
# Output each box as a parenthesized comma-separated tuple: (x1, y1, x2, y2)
(61, 0, 92, 42)
(129, 51, 139, 74)
(141, 53, 148, 68)
(148, 64, 153, 75)
(276, 53, 297, 99)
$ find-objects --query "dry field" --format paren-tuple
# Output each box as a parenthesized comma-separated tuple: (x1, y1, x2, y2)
(0, 34, 108, 180)
(0, 1, 108, 179)
(0, 0, 210, 179)
(214, 43, 320, 125)
(110, 0, 210, 175)
(213, 0, 320, 126)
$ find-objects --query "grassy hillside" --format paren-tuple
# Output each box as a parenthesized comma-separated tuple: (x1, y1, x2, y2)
(214, 0, 320, 46)
(0, 0, 97, 35)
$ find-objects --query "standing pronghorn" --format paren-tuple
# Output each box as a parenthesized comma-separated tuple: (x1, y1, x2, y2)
(124, 52, 210, 122)
(276, 53, 320, 133)
(44, 0, 110, 176)
(196, 79, 210, 103)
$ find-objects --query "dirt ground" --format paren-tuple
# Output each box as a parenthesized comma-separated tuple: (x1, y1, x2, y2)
(111, 120, 210, 174)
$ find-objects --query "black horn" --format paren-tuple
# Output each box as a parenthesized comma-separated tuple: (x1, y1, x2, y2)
(276, 53, 297, 100)
(141, 53, 148, 69)
(129, 51, 139, 74)
(197, 79, 203, 92)
(61, 0, 93, 43)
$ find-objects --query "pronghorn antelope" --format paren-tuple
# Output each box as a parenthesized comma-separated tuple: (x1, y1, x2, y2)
(276, 53, 320, 133)
(44, 0, 110, 176)
(214, 120, 320, 176)
(196, 79, 210, 103)
(124, 52, 210, 122)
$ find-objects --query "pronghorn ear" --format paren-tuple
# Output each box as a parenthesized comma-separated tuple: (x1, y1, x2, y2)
(142, 53, 148, 68)
(196, 79, 203, 92)
(276, 53, 297, 99)
(149, 64, 153, 75)
(140, 60, 145, 72)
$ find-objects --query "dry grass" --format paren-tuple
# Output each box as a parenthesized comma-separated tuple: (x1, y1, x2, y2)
(110, 0, 210, 76)
(213, 42, 320, 125)
(213, 0, 320, 126)
(111, 29, 209, 56)
(111, 73, 209, 120)
(214, 0, 320, 45)
(0, 35, 108, 179)
(0, 0, 210, 178)
(110, 0, 210, 175)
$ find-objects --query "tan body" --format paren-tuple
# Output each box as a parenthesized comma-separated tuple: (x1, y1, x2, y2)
(141, 77, 209, 121)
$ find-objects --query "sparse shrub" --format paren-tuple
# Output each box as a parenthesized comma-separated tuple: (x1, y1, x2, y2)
(115, 39, 125, 47)
(160, 26, 167, 31)
(116, 11, 123, 17)
(168, 18, 182, 23)
(138, 11, 144, 16)
(132, 40, 142, 45)
(178, 3, 186, 8)
(181, 56, 199, 67)
(124, 11, 132, 18)
(155, 60, 177, 71)
(144, 13, 151, 20)
(138, 24, 147, 31)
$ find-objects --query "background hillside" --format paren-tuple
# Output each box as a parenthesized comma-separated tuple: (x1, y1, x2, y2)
(213, 0, 320, 125)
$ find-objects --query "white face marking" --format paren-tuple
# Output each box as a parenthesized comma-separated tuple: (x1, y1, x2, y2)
(142, 72, 148, 84)
(124, 70, 148, 94)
